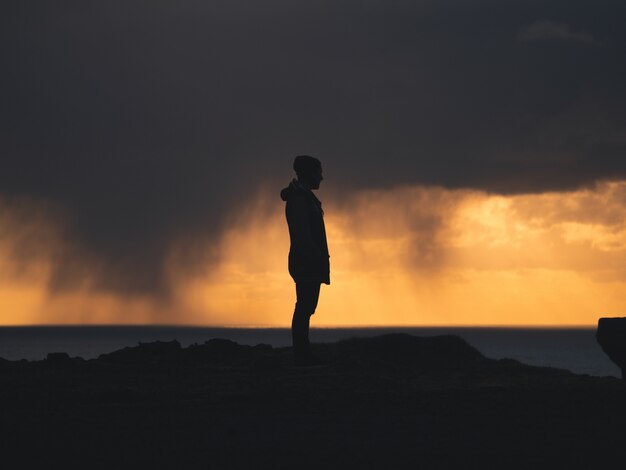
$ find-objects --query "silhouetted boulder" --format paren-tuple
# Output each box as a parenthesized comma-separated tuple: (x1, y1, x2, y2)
(186, 338, 247, 362)
(597, 317, 626, 379)
(186, 339, 275, 366)
(331, 334, 484, 369)
(43, 352, 85, 370)
(46, 352, 71, 362)
(98, 340, 182, 365)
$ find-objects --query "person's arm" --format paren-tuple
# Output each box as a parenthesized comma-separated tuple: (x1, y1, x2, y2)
(287, 196, 321, 258)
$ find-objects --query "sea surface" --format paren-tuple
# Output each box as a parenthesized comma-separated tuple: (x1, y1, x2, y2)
(0, 326, 619, 378)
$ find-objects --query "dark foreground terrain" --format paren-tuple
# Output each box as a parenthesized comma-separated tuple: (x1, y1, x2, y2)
(1, 334, 624, 469)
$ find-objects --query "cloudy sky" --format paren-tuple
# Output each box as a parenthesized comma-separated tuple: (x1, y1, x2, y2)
(2, 0, 626, 325)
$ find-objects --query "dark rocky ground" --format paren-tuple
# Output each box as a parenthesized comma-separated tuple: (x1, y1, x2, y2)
(1, 334, 624, 469)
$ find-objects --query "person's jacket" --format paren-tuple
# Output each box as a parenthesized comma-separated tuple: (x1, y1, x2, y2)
(280, 179, 330, 284)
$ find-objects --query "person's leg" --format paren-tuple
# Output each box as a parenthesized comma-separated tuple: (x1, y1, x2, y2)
(292, 282, 321, 365)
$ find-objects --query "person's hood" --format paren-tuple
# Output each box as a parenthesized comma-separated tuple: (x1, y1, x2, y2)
(280, 179, 307, 201)
(280, 179, 324, 215)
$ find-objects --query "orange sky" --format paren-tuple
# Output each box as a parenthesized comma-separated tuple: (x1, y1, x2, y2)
(3, 182, 626, 326)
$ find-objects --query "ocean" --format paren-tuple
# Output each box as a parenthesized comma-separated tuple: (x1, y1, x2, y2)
(0, 326, 619, 378)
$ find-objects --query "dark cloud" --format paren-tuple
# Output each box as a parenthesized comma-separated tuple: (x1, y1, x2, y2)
(1, 0, 625, 295)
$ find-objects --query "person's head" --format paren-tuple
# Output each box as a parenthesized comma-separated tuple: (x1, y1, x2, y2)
(293, 155, 323, 190)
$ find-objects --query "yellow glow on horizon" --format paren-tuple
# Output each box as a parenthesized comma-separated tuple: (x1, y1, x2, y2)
(170, 182, 626, 327)
(3, 182, 626, 326)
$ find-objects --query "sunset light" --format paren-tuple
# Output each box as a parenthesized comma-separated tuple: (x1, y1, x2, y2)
(4, 2, 626, 465)
(3, 182, 626, 326)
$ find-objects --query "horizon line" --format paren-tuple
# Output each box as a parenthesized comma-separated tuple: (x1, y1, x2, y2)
(0, 323, 602, 329)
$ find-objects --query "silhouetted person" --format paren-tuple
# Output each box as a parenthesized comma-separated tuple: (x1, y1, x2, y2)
(280, 156, 330, 366)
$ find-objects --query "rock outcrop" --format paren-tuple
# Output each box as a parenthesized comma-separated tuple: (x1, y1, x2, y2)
(1, 333, 624, 469)
(597, 317, 626, 379)
(0, 333, 584, 389)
